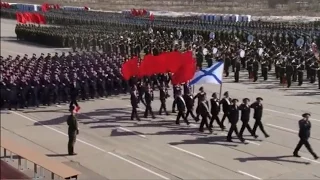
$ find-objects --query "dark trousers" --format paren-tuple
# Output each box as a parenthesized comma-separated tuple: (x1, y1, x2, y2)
(221, 112, 229, 126)
(69, 96, 79, 108)
(186, 109, 197, 121)
(234, 71, 239, 82)
(131, 106, 140, 120)
(176, 111, 189, 125)
(253, 71, 258, 82)
(252, 118, 268, 136)
(144, 104, 155, 118)
(199, 115, 211, 132)
(294, 138, 317, 157)
(227, 123, 241, 140)
(68, 134, 76, 154)
(159, 100, 168, 115)
(209, 114, 224, 129)
(239, 120, 254, 137)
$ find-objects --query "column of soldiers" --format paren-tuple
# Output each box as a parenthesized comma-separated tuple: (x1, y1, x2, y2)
(130, 83, 273, 143)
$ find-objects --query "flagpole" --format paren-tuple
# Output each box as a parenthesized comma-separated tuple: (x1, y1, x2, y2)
(192, 85, 195, 94)
(219, 83, 223, 100)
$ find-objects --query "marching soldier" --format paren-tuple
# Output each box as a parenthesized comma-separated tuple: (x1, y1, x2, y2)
(297, 62, 304, 86)
(286, 62, 294, 88)
(175, 91, 190, 125)
(250, 97, 269, 138)
(293, 113, 318, 160)
(220, 91, 231, 129)
(159, 84, 169, 115)
(67, 106, 79, 156)
(130, 85, 140, 121)
(198, 96, 212, 133)
(227, 99, 244, 142)
(252, 59, 259, 82)
(209, 93, 224, 130)
(261, 59, 269, 81)
(142, 84, 155, 119)
(239, 98, 257, 139)
(184, 89, 198, 122)
(234, 59, 241, 82)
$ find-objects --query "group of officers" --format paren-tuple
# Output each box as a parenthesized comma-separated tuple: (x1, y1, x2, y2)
(129, 85, 318, 160)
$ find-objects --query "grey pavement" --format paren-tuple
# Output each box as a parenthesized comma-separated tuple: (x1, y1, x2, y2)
(1, 19, 320, 180)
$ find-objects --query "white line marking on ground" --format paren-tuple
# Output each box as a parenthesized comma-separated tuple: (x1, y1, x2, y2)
(266, 124, 298, 133)
(10, 111, 107, 152)
(10, 111, 170, 180)
(170, 145, 205, 159)
(118, 127, 147, 138)
(245, 140, 260, 146)
(238, 170, 262, 180)
(265, 109, 320, 122)
(108, 152, 170, 180)
(301, 157, 320, 164)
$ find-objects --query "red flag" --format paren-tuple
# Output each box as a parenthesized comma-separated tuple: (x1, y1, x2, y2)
(16, 13, 26, 24)
(32, 13, 40, 24)
(138, 54, 155, 77)
(150, 13, 154, 21)
(41, 3, 48, 12)
(121, 57, 139, 80)
(37, 14, 46, 24)
(23, 13, 32, 23)
(164, 51, 183, 73)
(142, 9, 147, 15)
(171, 51, 196, 85)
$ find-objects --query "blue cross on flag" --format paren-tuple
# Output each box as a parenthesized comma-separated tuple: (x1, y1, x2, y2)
(189, 61, 224, 86)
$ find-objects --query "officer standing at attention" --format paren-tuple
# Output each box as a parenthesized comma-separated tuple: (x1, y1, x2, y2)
(250, 97, 270, 138)
(293, 113, 318, 159)
(227, 99, 244, 142)
(130, 85, 140, 121)
(67, 106, 79, 156)
(239, 98, 257, 139)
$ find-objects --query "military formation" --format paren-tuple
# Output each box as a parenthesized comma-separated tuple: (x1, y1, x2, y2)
(0, 7, 320, 156)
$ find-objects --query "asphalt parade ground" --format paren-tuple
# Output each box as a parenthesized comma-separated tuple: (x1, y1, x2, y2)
(1, 18, 320, 180)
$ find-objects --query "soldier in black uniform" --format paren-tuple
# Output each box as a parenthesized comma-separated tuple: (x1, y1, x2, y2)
(183, 90, 198, 122)
(234, 59, 241, 82)
(239, 98, 257, 139)
(67, 106, 79, 156)
(209, 93, 224, 130)
(142, 84, 155, 119)
(293, 113, 318, 160)
(175, 91, 190, 125)
(227, 99, 244, 142)
(261, 60, 269, 81)
(197, 96, 212, 133)
(172, 85, 180, 113)
(69, 77, 80, 112)
(130, 85, 140, 121)
(194, 86, 207, 120)
(297, 63, 304, 86)
(220, 91, 231, 129)
(250, 97, 269, 138)
(252, 59, 259, 82)
(159, 84, 169, 115)
(286, 62, 294, 88)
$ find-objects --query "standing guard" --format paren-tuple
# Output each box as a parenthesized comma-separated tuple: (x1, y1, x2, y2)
(67, 106, 79, 156)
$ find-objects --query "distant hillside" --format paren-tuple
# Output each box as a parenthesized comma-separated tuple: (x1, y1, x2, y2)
(6, 0, 320, 16)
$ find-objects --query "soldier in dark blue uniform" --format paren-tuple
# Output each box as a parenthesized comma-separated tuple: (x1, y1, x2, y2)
(197, 95, 212, 133)
(293, 113, 318, 160)
(159, 83, 169, 115)
(174, 91, 189, 125)
(239, 98, 256, 139)
(250, 97, 269, 138)
(142, 84, 155, 119)
(209, 93, 224, 130)
(227, 99, 244, 142)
